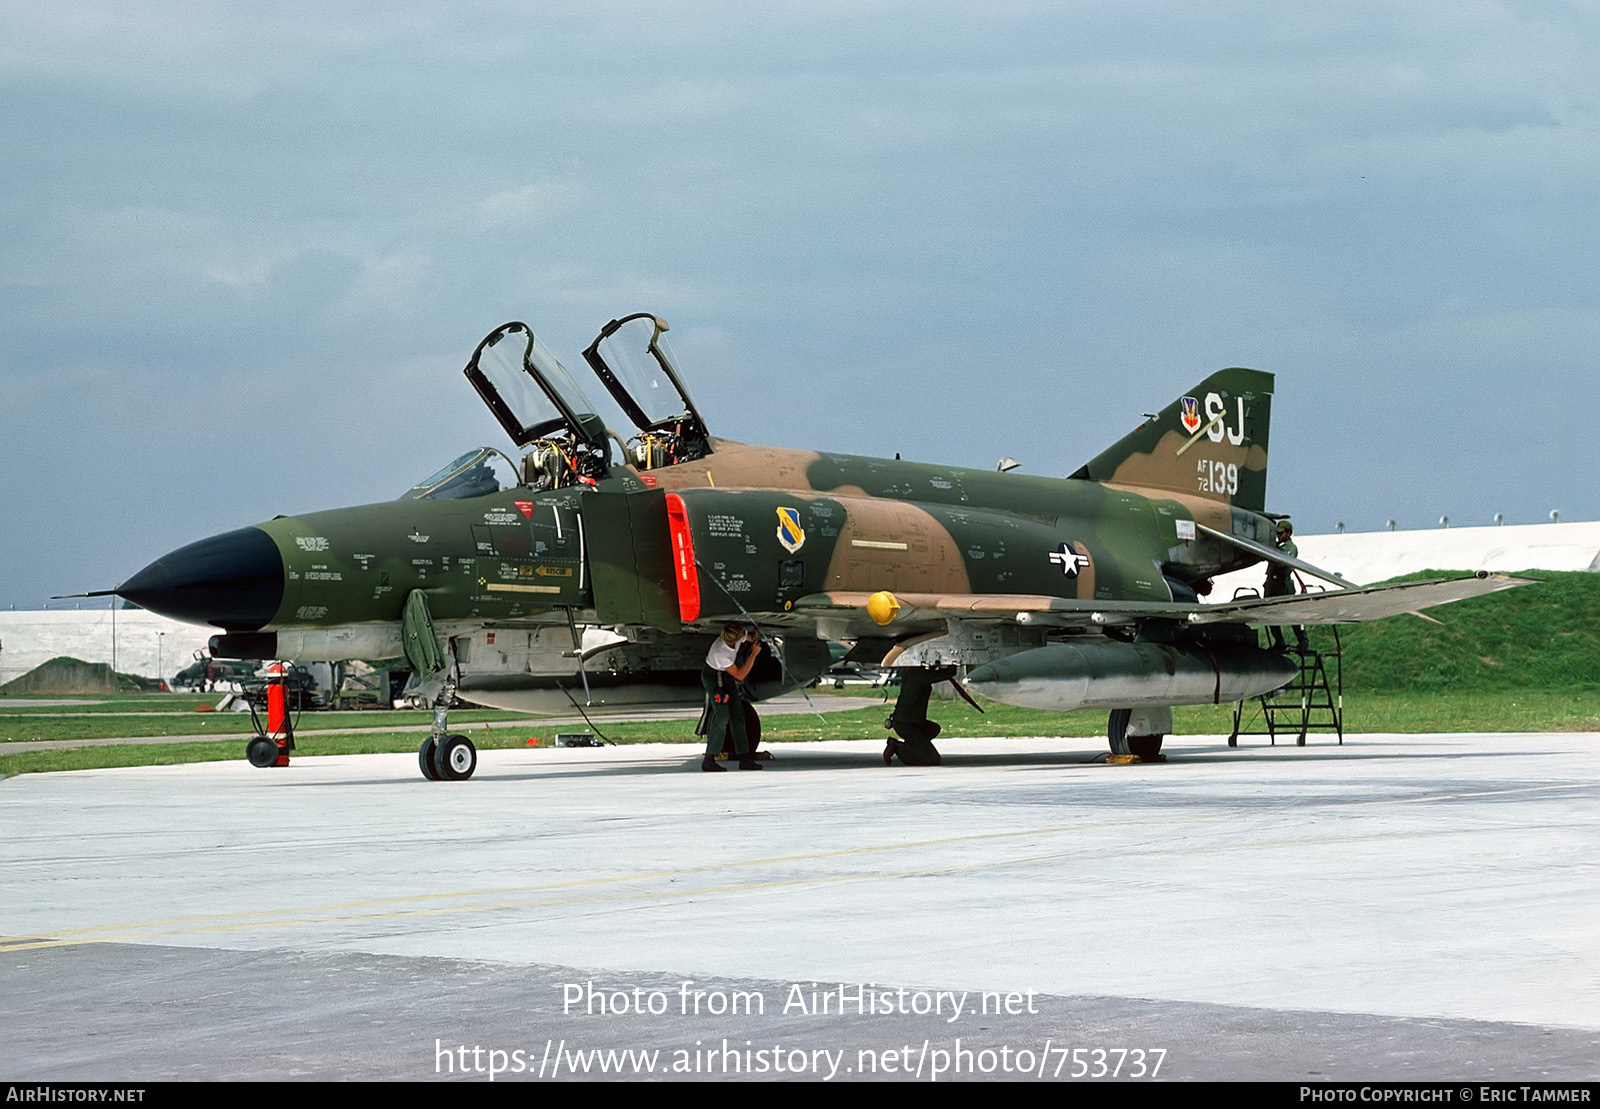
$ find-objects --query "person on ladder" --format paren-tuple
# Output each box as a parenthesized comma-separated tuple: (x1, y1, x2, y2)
(1265, 519, 1309, 653)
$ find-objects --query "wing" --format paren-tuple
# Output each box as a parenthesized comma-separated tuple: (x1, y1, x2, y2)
(792, 572, 1532, 638)
(791, 590, 1189, 634)
(1187, 572, 1533, 625)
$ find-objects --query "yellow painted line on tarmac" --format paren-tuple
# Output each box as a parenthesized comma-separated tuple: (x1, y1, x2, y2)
(2, 808, 1581, 953)
(0, 819, 1179, 947)
(0, 806, 1287, 951)
(1380, 783, 1590, 805)
(6, 781, 1590, 951)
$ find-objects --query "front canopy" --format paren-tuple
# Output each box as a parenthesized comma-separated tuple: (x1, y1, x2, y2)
(463, 322, 609, 451)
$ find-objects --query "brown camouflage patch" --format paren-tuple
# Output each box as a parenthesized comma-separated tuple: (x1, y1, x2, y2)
(824, 496, 973, 595)
(650, 440, 823, 491)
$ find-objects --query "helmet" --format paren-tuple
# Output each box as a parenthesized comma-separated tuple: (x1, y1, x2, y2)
(1275, 519, 1293, 537)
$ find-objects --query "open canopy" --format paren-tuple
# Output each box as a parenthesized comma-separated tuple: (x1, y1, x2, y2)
(583, 312, 711, 465)
(463, 322, 609, 451)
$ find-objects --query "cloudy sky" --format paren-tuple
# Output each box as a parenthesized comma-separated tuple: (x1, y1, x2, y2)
(3, 1, 1597, 609)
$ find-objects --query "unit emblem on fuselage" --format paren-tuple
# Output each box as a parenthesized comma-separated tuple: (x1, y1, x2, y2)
(1180, 395, 1201, 434)
(776, 507, 806, 554)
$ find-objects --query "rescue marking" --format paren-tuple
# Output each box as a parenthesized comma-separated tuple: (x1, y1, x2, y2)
(487, 583, 562, 594)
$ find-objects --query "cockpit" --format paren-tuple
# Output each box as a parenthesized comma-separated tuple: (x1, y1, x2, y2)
(417, 311, 712, 498)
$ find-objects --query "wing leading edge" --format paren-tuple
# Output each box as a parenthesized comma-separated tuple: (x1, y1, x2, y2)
(792, 572, 1532, 633)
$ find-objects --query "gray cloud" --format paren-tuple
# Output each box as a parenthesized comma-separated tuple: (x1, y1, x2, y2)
(3, 1, 1597, 605)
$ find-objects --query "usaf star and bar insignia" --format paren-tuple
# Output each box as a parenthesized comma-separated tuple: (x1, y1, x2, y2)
(1049, 542, 1091, 577)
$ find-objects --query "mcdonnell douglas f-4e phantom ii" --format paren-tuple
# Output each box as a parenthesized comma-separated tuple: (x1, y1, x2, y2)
(108, 313, 1525, 778)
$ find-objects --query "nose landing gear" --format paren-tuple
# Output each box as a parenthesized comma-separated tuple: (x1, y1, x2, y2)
(417, 675, 477, 781)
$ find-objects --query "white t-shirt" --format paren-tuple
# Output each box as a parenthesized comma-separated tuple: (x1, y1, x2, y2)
(705, 638, 740, 671)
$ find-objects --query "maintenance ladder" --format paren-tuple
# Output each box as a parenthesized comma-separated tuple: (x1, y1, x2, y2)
(1229, 626, 1343, 747)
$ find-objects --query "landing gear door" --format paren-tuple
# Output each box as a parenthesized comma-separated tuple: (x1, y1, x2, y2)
(582, 313, 712, 467)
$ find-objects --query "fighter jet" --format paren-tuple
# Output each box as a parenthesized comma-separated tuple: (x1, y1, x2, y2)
(108, 312, 1525, 778)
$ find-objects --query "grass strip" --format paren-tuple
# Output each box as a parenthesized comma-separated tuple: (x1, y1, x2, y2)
(4, 691, 1593, 778)
(0, 707, 537, 742)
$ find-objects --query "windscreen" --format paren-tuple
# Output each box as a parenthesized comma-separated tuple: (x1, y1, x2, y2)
(402, 448, 515, 500)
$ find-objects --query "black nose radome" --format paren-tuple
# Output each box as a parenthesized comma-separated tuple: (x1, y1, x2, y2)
(117, 527, 284, 631)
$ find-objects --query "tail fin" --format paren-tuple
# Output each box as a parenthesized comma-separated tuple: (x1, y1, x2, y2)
(1070, 367, 1274, 512)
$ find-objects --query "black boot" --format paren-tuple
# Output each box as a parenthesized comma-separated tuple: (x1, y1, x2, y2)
(701, 754, 725, 772)
(737, 755, 762, 770)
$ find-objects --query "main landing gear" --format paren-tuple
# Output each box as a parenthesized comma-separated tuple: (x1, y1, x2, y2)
(1107, 707, 1167, 763)
(883, 666, 956, 767)
(417, 675, 477, 781)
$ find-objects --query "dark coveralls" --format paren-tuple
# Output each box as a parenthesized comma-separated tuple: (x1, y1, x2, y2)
(1265, 537, 1308, 651)
(696, 643, 754, 759)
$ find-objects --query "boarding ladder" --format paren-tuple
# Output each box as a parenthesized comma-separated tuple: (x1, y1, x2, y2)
(1228, 627, 1344, 747)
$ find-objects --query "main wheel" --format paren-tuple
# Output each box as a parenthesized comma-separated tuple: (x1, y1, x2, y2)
(246, 736, 278, 768)
(432, 734, 477, 781)
(1128, 734, 1164, 762)
(418, 736, 441, 781)
(1107, 709, 1132, 757)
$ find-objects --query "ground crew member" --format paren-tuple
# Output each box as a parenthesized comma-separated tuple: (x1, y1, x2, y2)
(1265, 520, 1308, 652)
(697, 623, 763, 771)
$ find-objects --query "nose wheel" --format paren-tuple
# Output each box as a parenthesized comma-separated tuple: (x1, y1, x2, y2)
(419, 733, 476, 780)
(435, 734, 477, 780)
